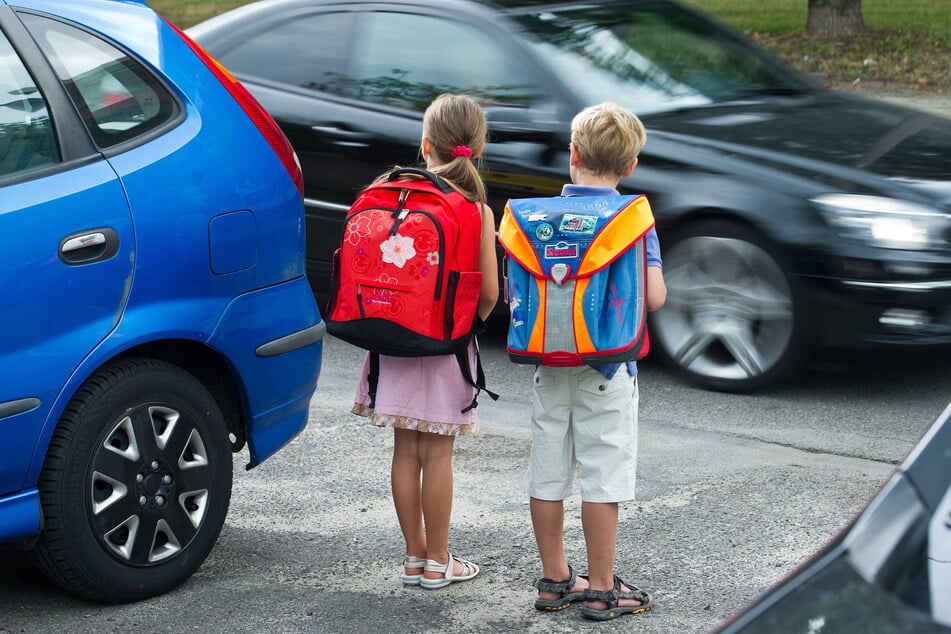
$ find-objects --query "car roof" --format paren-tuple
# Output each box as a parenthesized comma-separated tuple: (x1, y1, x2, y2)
(188, 0, 505, 37)
(190, 0, 643, 30)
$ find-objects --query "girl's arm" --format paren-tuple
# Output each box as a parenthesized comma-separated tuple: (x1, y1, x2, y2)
(477, 203, 499, 320)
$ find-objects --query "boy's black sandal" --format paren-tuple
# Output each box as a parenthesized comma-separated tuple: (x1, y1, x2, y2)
(533, 565, 587, 611)
(580, 575, 653, 621)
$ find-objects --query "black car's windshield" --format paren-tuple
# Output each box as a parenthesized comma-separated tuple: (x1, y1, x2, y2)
(507, 1, 816, 115)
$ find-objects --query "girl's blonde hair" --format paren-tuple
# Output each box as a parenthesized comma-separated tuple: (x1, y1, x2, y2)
(571, 102, 646, 178)
(370, 94, 488, 203)
(421, 93, 488, 205)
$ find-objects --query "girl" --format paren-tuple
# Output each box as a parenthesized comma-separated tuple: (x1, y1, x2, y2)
(350, 93, 498, 589)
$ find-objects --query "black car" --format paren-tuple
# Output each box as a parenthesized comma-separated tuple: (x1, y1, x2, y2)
(189, 0, 951, 392)
(718, 400, 951, 632)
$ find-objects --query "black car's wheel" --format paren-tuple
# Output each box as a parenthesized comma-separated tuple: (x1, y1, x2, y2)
(651, 220, 806, 392)
(31, 358, 232, 602)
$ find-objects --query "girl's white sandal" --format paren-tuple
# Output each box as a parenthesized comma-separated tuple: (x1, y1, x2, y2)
(401, 555, 428, 586)
(419, 551, 480, 589)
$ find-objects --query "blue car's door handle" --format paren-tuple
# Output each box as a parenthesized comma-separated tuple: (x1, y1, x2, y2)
(59, 227, 119, 265)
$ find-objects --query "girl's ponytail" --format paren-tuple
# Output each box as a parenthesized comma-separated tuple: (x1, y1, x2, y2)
(423, 94, 488, 205)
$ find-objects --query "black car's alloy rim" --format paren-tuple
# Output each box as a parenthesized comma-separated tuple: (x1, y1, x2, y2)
(657, 235, 795, 382)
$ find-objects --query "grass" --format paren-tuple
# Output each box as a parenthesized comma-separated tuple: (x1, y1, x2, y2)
(150, 0, 246, 27)
(153, 0, 950, 91)
(682, 0, 950, 90)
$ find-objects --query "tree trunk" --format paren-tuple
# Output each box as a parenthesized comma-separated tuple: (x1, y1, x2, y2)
(806, 0, 865, 36)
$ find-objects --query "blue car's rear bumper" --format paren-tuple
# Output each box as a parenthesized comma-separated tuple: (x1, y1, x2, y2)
(0, 490, 40, 543)
(208, 275, 325, 468)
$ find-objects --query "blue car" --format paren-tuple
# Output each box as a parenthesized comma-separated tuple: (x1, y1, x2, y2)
(0, 0, 324, 602)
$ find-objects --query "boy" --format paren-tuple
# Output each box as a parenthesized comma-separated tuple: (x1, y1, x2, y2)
(526, 102, 666, 621)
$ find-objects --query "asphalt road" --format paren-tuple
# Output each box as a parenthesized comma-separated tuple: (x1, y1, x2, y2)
(2, 314, 950, 633)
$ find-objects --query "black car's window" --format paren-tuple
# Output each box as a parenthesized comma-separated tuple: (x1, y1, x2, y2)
(216, 12, 352, 93)
(0, 30, 59, 179)
(511, 4, 815, 115)
(19, 13, 177, 149)
(347, 12, 537, 112)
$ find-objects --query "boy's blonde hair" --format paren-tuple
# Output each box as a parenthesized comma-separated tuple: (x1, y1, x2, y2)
(570, 102, 646, 178)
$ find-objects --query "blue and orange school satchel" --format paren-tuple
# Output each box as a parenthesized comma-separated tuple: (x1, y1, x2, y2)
(498, 194, 654, 366)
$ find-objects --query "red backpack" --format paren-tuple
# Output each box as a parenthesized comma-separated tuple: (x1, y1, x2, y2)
(326, 168, 496, 410)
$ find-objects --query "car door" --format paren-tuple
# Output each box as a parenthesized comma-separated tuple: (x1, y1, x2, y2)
(340, 8, 573, 212)
(0, 11, 134, 497)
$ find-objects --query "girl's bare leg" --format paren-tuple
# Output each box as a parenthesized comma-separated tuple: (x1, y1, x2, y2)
(416, 432, 464, 579)
(392, 429, 426, 573)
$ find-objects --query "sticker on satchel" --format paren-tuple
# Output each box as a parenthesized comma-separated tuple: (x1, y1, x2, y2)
(544, 241, 578, 259)
(559, 214, 597, 234)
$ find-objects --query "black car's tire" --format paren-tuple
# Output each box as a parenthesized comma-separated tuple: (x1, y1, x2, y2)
(31, 358, 232, 603)
(650, 219, 806, 392)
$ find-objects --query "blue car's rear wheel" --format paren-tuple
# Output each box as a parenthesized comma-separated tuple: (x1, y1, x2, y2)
(31, 358, 232, 602)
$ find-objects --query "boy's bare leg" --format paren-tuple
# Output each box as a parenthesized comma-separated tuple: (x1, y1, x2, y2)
(531, 497, 588, 599)
(392, 429, 426, 573)
(582, 501, 645, 608)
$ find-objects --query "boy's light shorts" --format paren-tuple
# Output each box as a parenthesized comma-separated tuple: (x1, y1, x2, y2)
(525, 365, 638, 503)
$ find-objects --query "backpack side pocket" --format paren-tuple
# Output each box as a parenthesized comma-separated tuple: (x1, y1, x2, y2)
(445, 270, 483, 340)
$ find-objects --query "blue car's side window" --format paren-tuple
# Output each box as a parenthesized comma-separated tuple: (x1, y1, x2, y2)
(0, 30, 60, 179)
(19, 13, 177, 149)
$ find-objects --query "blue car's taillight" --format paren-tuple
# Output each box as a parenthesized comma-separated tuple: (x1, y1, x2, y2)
(164, 18, 305, 197)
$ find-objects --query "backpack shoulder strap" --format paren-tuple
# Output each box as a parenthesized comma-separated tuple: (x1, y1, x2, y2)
(387, 167, 455, 193)
(451, 198, 483, 272)
(367, 352, 380, 409)
(457, 333, 499, 413)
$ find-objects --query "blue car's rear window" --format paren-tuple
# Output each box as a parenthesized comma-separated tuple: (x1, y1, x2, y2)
(19, 12, 178, 149)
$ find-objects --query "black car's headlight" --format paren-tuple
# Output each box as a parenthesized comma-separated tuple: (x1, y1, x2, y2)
(812, 194, 950, 250)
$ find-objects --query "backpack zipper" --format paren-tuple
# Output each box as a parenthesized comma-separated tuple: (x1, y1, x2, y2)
(388, 189, 411, 236)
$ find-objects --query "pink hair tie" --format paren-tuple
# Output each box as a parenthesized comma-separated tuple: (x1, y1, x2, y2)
(451, 145, 473, 159)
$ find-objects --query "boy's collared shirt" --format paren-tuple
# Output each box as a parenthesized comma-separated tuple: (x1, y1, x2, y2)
(560, 184, 662, 380)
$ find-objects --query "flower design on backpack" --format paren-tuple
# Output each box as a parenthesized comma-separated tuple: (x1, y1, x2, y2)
(380, 233, 416, 268)
(345, 214, 373, 246)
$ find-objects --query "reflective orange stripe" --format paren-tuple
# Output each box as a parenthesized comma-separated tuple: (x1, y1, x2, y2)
(578, 196, 654, 277)
(527, 278, 546, 353)
(499, 205, 543, 276)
